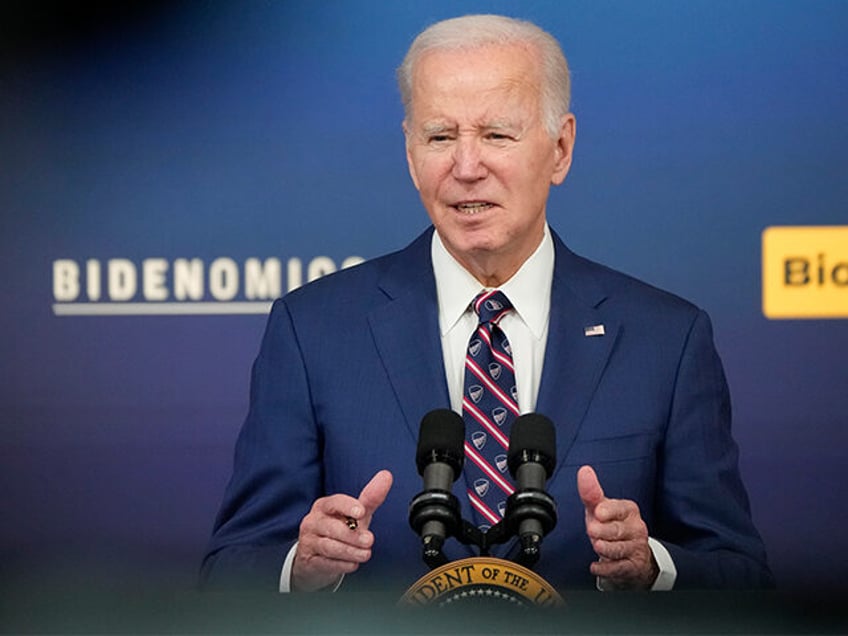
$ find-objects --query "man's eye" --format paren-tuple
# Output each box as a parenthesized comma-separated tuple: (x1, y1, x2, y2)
(429, 135, 451, 143)
(486, 132, 511, 141)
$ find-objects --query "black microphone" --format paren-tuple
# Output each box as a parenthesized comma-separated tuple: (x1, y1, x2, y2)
(506, 413, 557, 566)
(408, 409, 465, 567)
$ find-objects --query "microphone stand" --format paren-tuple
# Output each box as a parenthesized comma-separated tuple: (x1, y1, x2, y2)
(409, 486, 557, 569)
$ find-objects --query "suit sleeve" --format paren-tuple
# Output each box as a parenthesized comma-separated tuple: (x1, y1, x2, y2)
(200, 299, 322, 589)
(654, 309, 774, 588)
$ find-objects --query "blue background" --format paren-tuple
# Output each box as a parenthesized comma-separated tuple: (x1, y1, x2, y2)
(1, 1, 846, 593)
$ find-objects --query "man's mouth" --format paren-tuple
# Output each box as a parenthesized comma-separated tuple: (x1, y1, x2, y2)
(454, 202, 494, 215)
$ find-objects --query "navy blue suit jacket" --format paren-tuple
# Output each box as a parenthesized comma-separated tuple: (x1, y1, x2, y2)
(202, 227, 772, 592)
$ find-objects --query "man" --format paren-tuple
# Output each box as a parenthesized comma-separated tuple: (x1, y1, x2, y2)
(201, 15, 772, 593)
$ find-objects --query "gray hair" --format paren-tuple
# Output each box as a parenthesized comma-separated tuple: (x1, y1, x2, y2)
(397, 14, 571, 139)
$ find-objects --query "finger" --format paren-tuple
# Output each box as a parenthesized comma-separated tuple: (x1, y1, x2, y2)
(358, 469, 394, 518)
(590, 554, 655, 589)
(585, 517, 630, 542)
(577, 465, 605, 512)
(313, 493, 366, 521)
(590, 538, 646, 562)
(587, 514, 646, 543)
(590, 557, 642, 581)
(300, 513, 375, 549)
(594, 498, 640, 523)
(300, 533, 373, 564)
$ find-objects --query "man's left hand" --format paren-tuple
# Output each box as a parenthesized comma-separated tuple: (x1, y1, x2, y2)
(577, 465, 659, 590)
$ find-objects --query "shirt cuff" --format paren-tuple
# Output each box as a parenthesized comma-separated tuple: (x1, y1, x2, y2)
(648, 537, 677, 591)
(278, 541, 345, 593)
(279, 541, 298, 593)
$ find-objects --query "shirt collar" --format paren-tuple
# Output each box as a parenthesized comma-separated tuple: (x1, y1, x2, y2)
(431, 225, 554, 340)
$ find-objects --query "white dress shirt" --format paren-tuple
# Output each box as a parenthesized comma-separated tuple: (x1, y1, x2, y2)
(432, 225, 552, 415)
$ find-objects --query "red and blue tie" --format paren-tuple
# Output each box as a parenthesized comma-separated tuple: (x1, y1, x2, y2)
(462, 290, 518, 530)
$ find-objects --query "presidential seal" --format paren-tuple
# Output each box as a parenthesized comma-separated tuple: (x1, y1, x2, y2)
(399, 557, 564, 608)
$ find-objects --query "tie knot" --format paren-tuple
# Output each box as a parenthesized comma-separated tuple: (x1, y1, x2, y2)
(472, 290, 513, 325)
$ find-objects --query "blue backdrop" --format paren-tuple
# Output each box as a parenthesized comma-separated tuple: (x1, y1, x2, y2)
(1, 1, 846, 594)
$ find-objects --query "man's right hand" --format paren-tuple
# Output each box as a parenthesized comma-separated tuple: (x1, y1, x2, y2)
(292, 469, 393, 592)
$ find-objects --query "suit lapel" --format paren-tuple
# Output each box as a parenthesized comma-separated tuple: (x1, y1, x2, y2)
(367, 229, 452, 443)
(537, 234, 620, 489)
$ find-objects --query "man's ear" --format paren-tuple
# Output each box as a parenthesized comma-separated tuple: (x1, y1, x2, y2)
(551, 113, 576, 186)
(402, 120, 421, 191)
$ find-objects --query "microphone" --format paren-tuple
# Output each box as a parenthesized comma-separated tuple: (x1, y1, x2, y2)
(506, 413, 557, 566)
(408, 409, 465, 567)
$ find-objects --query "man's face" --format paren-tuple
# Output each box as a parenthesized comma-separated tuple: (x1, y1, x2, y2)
(404, 43, 575, 285)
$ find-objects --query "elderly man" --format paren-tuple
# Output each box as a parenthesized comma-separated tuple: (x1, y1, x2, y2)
(202, 15, 772, 594)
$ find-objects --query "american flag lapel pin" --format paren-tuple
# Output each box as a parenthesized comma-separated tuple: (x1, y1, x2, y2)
(584, 324, 605, 337)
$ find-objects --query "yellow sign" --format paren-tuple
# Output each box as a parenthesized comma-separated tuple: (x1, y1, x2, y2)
(399, 557, 564, 608)
(762, 226, 848, 319)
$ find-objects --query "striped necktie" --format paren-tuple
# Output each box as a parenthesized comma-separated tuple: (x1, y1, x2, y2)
(462, 289, 518, 530)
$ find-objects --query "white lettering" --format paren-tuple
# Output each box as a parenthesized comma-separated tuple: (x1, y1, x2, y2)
(53, 260, 80, 301)
(143, 258, 169, 301)
(108, 259, 137, 301)
(52, 254, 362, 310)
(174, 258, 203, 300)
(287, 258, 303, 292)
(342, 256, 365, 269)
(245, 258, 282, 299)
(209, 257, 239, 301)
(307, 256, 336, 282)
(86, 259, 101, 301)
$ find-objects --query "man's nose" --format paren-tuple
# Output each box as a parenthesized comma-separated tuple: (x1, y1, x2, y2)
(451, 138, 488, 182)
